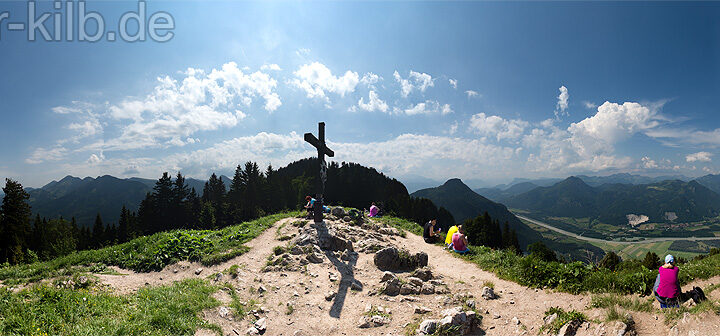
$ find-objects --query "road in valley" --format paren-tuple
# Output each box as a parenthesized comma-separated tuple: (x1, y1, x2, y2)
(514, 214, 720, 245)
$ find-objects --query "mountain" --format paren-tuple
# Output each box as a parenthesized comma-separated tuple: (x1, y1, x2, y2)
(696, 174, 720, 194)
(411, 178, 542, 248)
(475, 182, 539, 202)
(576, 173, 690, 187)
(28, 175, 151, 227)
(505, 177, 720, 224)
(397, 174, 443, 194)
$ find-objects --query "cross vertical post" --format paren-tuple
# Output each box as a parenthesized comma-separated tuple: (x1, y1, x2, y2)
(304, 122, 334, 223)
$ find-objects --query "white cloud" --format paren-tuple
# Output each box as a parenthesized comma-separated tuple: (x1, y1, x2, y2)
(449, 79, 457, 89)
(361, 73, 381, 87)
(647, 128, 720, 147)
(393, 70, 435, 97)
(402, 100, 452, 116)
(87, 152, 105, 164)
(260, 63, 282, 71)
(554, 85, 569, 118)
(67, 119, 102, 138)
(469, 113, 528, 141)
(642, 156, 658, 169)
(448, 121, 459, 135)
(583, 101, 598, 109)
(357, 91, 389, 113)
(465, 90, 479, 98)
(291, 62, 359, 99)
(686, 151, 713, 162)
(26, 146, 68, 164)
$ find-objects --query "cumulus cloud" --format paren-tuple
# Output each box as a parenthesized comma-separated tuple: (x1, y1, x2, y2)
(469, 113, 528, 141)
(67, 119, 102, 138)
(465, 90, 479, 98)
(642, 156, 658, 169)
(260, 63, 282, 71)
(401, 100, 452, 116)
(357, 91, 389, 113)
(393, 70, 435, 97)
(583, 101, 598, 109)
(554, 85, 569, 118)
(686, 151, 713, 162)
(360, 73, 381, 87)
(26, 146, 68, 164)
(87, 152, 105, 164)
(449, 79, 457, 89)
(291, 62, 359, 99)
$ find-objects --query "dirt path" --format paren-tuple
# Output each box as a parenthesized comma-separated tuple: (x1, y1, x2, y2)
(94, 216, 720, 336)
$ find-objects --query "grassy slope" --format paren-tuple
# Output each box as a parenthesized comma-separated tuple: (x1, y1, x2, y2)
(0, 212, 298, 285)
(0, 212, 301, 336)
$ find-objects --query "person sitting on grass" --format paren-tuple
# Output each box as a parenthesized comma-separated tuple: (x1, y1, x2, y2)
(451, 225, 470, 254)
(654, 254, 680, 308)
(423, 219, 442, 244)
(444, 224, 459, 249)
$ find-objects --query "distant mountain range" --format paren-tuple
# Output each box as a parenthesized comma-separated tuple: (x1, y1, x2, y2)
(504, 176, 720, 225)
(410, 178, 542, 248)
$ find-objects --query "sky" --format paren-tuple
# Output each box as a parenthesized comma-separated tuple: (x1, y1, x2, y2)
(1, 1, 719, 188)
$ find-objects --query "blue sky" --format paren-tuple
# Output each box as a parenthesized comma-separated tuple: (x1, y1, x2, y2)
(1, 1, 719, 188)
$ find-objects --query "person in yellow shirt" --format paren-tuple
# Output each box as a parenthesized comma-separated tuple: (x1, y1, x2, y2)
(444, 225, 458, 249)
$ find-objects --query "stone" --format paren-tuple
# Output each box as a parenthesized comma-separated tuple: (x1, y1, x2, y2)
(481, 286, 497, 300)
(408, 277, 424, 287)
(258, 285, 267, 293)
(254, 317, 267, 333)
(219, 306, 230, 318)
(306, 252, 324, 264)
(465, 299, 476, 309)
(328, 273, 339, 282)
(381, 278, 401, 296)
(381, 271, 398, 283)
(512, 317, 520, 325)
(343, 216, 352, 222)
(429, 279, 445, 286)
(544, 313, 558, 326)
(400, 283, 420, 295)
(378, 227, 400, 236)
(373, 247, 428, 271)
(331, 207, 346, 217)
(414, 306, 432, 314)
(351, 279, 363, 291)
(411, 267, 433, 281)
(290, 246, 304, 255)
(246, 326, 259, 335)
(421, 283, 435, 295)
(358, 315, 390, 328)
(556, 322, 576, 336)
(195, 268, 203, 275)
(417, 319, 438, 335)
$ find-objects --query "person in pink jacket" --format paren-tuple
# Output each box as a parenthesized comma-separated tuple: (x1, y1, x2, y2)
(368, 202, 379, 217)
(654, 254, 680, 308)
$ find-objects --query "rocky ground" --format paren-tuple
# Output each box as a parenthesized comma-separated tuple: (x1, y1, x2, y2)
(95, 213, 720, 336)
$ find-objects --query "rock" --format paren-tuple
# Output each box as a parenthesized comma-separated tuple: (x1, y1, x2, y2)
(195, 268, 203, 275)
(378, 227, 400, 236)
(351, 279, 363, 291)
(173, 269, 178, 273)
(325, 291, 336, 301)
(381, 278, 401, 296)
(215, 273, 223, 282)
(331, 207, 346, 217)
(414, 306, 432, 314)
(465, 299, 476, 309)
(246, 326, 259, 335)
(258, 285, 267, 293)
(373, 247, 428, 271)
(556, 322, 576, 336)
(358, 315, 390, 328)
(408, 277, 424, 287)
(328, 273, 339, 282)
(290, 246, 304, 255)
(431, 306, 476, 335)
(306, 252, 324, 264)
(421, 283, 435, 295)
(417, 319, 438, 335)
(254, 317, 267, 333)
(77, 276, 88, 285)
(411, 267, 434, 281)
(607, 321, 629, 336)
(429, 279, 445, 286)
(293, 331, 306, 336)
(343, 216, 352, 222)
(512, 317, 520, 325)
(481, 286, 497, 300)
(400, 283, 420, 295)
(544, 313, 558, 326)
(381, 271, 398, 283)
(218, 306, 230, 318)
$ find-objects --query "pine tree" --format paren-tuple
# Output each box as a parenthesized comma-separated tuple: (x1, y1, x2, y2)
(0, 179, 32, 264)
(118, 206, 129, 243)
(92, 213, 104, 248)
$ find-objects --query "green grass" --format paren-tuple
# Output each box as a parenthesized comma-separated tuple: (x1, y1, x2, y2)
(0, 278, 221, 336)
(590, 294, 654, 312)
(540, 307, 587, 334)
(0, 212, 298, 286)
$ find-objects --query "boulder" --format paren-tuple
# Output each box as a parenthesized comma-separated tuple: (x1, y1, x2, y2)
(417, 320, 438, 335)
(481, 286, 497, 300)
(381, 271, 398, 283)
(306, 252, 324, 264)
(373, 247, 428, 271)
(421, 283, 435, 295)
(400, 283, 420, 295)
(331, 207, 346, 217)
(411, 267, 433, 281)
(408, 277, 424, 287)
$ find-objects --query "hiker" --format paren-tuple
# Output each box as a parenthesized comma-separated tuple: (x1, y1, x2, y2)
(423, 219, 442, 244)
(451, 225, 470, 254)
(367, 202, 379, 217)
(304, 196, 316, 217)
(654, 254, 680, 308)
(444, 224, 459, 249)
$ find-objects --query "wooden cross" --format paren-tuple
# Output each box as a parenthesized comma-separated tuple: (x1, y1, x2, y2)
(304, 122, 334, 222)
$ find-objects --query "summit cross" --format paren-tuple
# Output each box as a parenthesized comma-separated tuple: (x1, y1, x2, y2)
(304, 122, 334, 223)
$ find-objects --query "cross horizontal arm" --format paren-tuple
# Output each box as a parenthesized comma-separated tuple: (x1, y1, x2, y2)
(304, 133, 335, 157)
